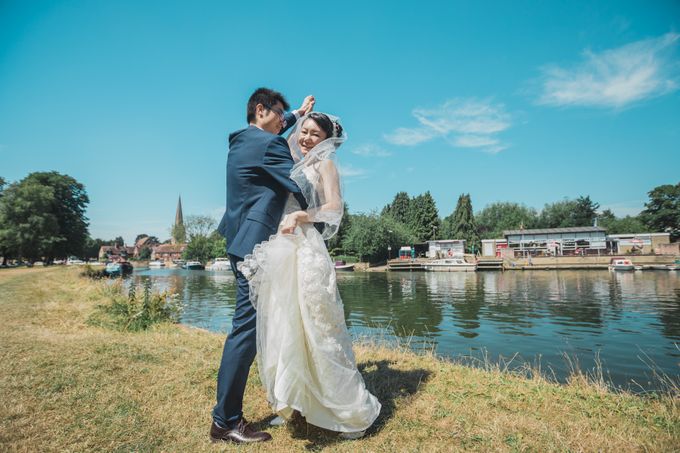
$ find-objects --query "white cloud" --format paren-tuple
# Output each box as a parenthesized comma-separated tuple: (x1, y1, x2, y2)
(384, 98, 511, 153)
(350, 143, 392, 157)
(338, 164, 368, 178)
(383, 127, 435, 146)
(537, 32, 679, 108)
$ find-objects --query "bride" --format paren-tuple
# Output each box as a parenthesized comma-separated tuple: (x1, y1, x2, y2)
(238, 112, 381, 437)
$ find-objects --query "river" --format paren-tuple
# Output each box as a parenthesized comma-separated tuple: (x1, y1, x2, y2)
(129, 268, 680, 392)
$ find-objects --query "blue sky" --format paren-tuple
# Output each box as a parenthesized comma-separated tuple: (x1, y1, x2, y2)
(1, 0, 679, 244)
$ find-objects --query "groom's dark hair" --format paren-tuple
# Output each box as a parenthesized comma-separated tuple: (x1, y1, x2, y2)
(247, 88, 290, 123)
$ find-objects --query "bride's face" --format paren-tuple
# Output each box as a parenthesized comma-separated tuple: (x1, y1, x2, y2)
(298, 119, 328, 156)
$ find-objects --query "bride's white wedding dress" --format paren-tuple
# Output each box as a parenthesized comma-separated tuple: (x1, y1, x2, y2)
(238, 114, 381, 433)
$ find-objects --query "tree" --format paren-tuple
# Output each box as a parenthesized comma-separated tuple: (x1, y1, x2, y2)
(384, 192, 411, 225)
(407, 192, 440, 241)
(22, 172, 89, 259)
(181, 215, 220, 263)
(640, 182, 680, 241)
(573, 195, 600, 227)
(327, 202, 351, 255)
(0, 182, 61, 262)
(342, 212, 416, 263)
(476, 202, 539, 239)
(537, 199, 579, 228)
(113, 236, 125, 247)
(135, 234, 149, 244)
(185, 215, 216, 239)
(443, 194, 480, 254)
(171, 223, 187, 244)
(597, 209, 649, 234)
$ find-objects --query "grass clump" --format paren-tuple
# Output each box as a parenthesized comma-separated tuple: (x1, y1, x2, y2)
(89, 278, 182, 331)
(79, 264, 107, 279)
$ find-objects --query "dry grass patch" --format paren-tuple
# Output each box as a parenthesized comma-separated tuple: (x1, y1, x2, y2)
(0, 267, 678, 452)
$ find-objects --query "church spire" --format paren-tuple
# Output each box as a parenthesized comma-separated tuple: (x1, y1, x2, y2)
(175, 195, 184, 227)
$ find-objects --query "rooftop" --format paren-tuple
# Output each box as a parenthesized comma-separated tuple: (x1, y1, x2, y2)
(504, 226, 606, 236)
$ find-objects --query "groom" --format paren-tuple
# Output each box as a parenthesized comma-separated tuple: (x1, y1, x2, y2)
(210, 88, 314, 444)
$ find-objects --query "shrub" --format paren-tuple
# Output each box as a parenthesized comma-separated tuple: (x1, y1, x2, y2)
(90, 279, 182, 331)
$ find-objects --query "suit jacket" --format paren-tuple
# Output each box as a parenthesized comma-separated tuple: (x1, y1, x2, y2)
(218, 113, 307, 258)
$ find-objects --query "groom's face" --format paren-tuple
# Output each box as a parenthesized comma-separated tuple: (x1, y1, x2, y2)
(256, 101, 285, 134)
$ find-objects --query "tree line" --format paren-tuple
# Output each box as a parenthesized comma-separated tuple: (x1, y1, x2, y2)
(1, 172, 678, 265)
(336, 183, 679, 262)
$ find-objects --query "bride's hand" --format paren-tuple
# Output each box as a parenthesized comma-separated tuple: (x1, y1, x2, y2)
(281, 212, 302, 234)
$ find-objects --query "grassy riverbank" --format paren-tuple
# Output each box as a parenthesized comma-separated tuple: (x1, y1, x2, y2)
(1, 267, 678, 452)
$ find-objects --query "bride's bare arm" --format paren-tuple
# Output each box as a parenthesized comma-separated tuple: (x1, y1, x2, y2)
(280, 160, 341, 234)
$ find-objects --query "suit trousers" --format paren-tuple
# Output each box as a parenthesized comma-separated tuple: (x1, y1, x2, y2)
(212, 254, 257, 428)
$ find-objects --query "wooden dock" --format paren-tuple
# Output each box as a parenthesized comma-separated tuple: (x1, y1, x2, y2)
(476, 258, 504, 271)
(387, 259, 427, 271)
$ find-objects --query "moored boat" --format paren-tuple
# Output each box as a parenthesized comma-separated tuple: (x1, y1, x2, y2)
(668, 258, 680, 271)
(207, 257, 230, 271)
(424, 258, 476, 272)
(148, 260, 165, 268)
(334, 260, 355, 272)
(105, 261, 133, 277)
(609, 257, 634, 271)
(183, 261, 205, 270)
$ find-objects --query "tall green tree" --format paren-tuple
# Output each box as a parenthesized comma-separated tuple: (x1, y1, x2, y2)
(343, 212, 416, 263)
(0, 182, 61, 262)
(182, 216, 220, 263)
(407, 192, 440, 241)
(573, 195, 600, 227)
(22, 172, 89, 258)
(444, 194, 480, 253)
(385, 191, 411, 225)
(537, 199, 579, 228)
(476, 202, 539, 239)
(640, 182, 680, 240)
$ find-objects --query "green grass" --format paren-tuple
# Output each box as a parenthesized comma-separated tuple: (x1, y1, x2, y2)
(0, 267, 678, 452)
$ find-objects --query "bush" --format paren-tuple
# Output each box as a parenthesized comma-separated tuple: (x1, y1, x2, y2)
(89, 279, 182, 331)
(80, 265, 107, 279)
(331, 254, 359, 263)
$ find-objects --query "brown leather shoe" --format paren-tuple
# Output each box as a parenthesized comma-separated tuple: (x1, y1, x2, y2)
(210, 419, 272, 444)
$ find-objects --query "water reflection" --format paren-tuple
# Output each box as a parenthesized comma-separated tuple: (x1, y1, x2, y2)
(131, 268, 680, 391)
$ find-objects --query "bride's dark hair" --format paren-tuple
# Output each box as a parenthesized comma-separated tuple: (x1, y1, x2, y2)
(305, 112, 343, 139)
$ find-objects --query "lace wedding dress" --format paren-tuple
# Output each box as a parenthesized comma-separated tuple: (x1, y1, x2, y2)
(238, 114, 381, 433)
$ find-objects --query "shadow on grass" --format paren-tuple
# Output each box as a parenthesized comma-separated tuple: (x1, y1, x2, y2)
(253, 359, 431, 450)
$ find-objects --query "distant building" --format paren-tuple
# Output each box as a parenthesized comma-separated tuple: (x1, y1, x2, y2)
(152, 243, 187, 262)
(503, 226, 607, 257)
(172, 195, 185, 245)
(98, 245, 133, 262)
(481, 239, 508, 257)
(606, 233, 670, 255)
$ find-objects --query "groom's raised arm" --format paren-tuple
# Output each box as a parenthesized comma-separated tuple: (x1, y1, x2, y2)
(262, 136, 308, 210)
(279, 95, 315, 135)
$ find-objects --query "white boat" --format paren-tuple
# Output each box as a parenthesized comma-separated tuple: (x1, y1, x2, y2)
(424, 258, 476, 272)
(334, 260, 355, 272)
(207, 257, 231, 271)
(148, 260, 165, 268)
(609, 257, 634, 271)
(183, 261, 205, 270)
(66, 258, 86, 265)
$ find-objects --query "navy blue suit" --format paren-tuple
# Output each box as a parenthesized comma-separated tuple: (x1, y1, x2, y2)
(213, 113, 306, 428)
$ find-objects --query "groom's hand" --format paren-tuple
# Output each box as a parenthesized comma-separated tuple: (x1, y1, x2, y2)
(298, 95, 315, 116)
